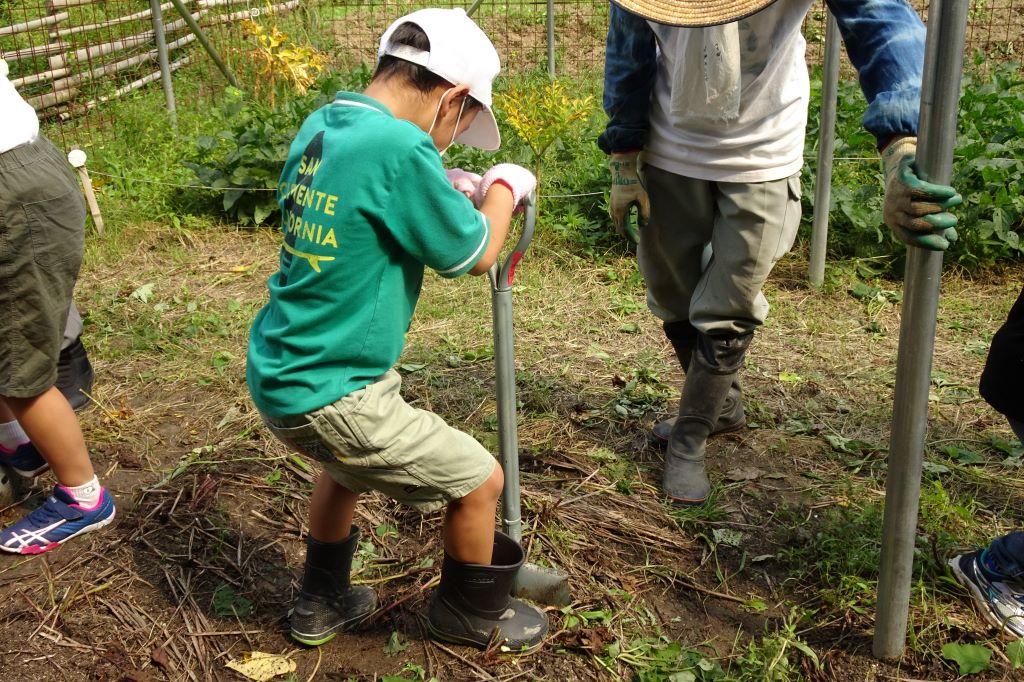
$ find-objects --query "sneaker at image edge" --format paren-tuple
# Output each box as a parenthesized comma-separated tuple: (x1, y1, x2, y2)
(0, 486, 115, 555)
(0, 441, 49, 478)
(949, 550, 1024, 639)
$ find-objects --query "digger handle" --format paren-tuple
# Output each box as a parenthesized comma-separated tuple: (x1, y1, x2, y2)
(491, 191, 536, 292)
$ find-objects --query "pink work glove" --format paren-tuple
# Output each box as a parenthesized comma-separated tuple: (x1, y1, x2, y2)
(474, 163, 537, 211)
(445, 168, 482, 202)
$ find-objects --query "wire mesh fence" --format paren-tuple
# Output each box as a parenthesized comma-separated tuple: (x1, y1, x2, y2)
(2, 0, 1021, 152)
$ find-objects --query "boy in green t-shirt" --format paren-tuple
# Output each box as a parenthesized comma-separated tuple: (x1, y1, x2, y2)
(246, 8, 548, 651)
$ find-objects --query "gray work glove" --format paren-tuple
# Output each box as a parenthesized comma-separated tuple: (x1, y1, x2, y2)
(881, 136, 963, 251)
(609, 151, 649, 240)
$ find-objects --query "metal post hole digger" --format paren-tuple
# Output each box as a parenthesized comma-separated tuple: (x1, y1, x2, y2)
(489, 193, 571, 607)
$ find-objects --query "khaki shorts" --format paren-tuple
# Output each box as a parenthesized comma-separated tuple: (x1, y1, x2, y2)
(0, 136, 85, 398)
(261, 370, 496, 512)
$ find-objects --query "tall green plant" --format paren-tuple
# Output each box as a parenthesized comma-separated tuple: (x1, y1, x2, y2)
(497, 78, 594, 189)
(184, 77, 342, 225)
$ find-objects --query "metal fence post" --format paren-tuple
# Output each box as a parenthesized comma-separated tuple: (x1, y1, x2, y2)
(872, 0, 969, 660)
(149, 0, 177, 129)
(546, 0, 555, 77)
(808, 12, 839, 287)
(167, 0, 238, 87)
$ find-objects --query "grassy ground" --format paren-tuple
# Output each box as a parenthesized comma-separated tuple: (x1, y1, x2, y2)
(0, 203, 1021, 680)
(1, 10, 1023, 678)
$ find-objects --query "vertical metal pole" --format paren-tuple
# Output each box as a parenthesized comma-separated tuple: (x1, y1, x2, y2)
(546, 0, 555, 77)
(492, 282, 522, 544)
(808, 12, 839, 287)
(149, 0, 177, 129)
(873, 0, 969, 660)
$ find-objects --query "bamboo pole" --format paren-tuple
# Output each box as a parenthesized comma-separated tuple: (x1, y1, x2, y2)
(11, 67, 69, 88)
(27, 85, 78, 110)
(69, 12, 199, 64)
(53, 4, 173, 39)
(2, 42, 66, 61)
(0, 12, 68, 37)
(52, 33, 195, 91)
(47, 0, 100, 10)
(197, 0, 260, 7)
(209, 0, 300, 24)
(77, 54, 193, 112)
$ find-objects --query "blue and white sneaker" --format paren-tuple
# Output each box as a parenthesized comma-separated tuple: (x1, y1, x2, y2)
(950, 550, 1024, 638)
(0, 486, 115, 555)
(0, 441, 49, 478)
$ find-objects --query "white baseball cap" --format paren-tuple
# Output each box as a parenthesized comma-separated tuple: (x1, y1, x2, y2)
(378, 8, 501, 151)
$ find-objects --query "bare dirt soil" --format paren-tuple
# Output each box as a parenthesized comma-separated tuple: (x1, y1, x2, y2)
(0, 222, 1020, 680)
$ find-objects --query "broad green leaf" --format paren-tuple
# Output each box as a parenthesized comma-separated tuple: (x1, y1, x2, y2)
(1006, 640, 1024, 669)
(941, 642, 992, 675)
(130, 282, 155, 303)
(384, 630, 407, 656)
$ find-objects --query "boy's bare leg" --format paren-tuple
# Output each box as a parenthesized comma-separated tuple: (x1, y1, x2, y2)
(443, 464, 503, 564)
(0, 388, 93, 486)
(309, 471, 359, 542)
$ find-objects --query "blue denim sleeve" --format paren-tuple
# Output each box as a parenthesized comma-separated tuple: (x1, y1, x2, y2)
(826, 0, 926, 148)
(597, 3, 657, 154)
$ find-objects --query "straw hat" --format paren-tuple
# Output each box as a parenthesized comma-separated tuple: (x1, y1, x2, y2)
(612, 0, 780, 27)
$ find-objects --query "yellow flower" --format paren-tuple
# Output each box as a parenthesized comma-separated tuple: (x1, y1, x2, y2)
(243, 17, 328, 103)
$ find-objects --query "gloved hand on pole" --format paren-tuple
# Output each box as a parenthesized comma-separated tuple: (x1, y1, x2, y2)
(474, 163, 537, 213)
(609, 151, 649, 240)
(882, 136, 963, 251)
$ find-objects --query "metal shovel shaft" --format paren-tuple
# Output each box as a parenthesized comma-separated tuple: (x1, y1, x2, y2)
(492, 285, 521, 543)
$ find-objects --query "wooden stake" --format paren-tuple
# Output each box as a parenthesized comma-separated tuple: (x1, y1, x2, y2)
(67, 149, 104, 236)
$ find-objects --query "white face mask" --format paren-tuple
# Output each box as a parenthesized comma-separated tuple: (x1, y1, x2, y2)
(427, 87, 468, 155)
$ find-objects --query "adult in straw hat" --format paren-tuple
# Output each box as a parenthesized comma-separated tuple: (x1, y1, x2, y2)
(599, 1, 962, 505)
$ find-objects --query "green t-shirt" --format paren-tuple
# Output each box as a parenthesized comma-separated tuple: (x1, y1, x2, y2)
(247, 92, 489, 418)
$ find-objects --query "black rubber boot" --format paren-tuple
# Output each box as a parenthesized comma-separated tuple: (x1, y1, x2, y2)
(664, 332, 753, 505)
(652, 322, 745, 443)
(427, 531, 548, 651)
(56, 338, 94, 412)
(290, 527, 377, 646)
